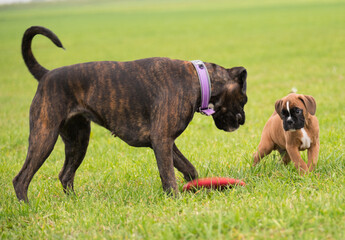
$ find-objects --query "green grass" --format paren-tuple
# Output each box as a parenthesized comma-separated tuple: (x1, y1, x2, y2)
(1, 0, 345, 239)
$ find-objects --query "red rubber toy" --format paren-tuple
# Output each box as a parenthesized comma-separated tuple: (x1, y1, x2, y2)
(183, 177, 246, 191)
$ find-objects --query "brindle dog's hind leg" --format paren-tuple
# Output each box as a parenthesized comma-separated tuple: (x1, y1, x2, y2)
(13, 120, 59, 202)
(59, 115, 90, 194)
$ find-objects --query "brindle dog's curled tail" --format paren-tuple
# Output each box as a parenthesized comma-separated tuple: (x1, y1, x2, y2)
(22, 26, 64, 81)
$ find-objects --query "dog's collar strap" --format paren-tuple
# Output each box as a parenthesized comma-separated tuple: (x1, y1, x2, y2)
(191, 60, 215, 116)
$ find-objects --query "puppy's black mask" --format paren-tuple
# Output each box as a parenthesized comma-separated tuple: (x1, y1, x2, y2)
(281, 106, 305, 131)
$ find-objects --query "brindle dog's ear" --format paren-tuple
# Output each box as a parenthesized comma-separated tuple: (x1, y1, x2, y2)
(228, 67, 247, 94)
(275, 99, 284, 118)
(299, 95, 316, 115)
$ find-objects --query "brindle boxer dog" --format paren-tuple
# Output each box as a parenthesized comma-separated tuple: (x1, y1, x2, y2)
(13, 26, 248, 202)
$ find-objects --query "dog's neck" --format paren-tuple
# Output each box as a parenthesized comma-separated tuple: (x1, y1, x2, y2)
(193, 62, 240, 113)
(192, 63, 227, 112)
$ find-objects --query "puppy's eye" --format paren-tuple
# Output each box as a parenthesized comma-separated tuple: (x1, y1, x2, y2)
(296, 109, 302, 114)
(281, 110, 288, 116)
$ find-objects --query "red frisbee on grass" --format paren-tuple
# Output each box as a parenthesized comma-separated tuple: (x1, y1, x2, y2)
(183, 177, 246, 191)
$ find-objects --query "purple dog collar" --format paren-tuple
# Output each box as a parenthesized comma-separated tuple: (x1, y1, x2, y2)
(191, 60, 215, 116)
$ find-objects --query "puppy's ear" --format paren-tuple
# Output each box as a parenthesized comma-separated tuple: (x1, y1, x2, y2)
(228, 67, 247, 94)
(299, 95, 316, 115)
(275, 99, 284, 118)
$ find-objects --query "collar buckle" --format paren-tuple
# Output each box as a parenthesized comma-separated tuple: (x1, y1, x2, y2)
(199, 107, 215, 116)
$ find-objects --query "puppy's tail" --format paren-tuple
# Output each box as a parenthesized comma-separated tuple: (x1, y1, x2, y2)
(290, 87, 298, 93)
(22, 26, 65, 81)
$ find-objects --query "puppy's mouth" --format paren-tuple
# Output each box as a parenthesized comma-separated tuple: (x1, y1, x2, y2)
(284, 126, 303, 132)
(283, 121, 304, 132)
(287, 129, 296, 132)
(283, 124, 295, 131)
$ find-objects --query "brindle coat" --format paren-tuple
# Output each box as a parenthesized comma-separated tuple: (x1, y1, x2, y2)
(13, 26, 248, 202)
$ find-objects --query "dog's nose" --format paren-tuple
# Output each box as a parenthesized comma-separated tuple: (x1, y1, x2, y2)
(287, 118, 293, 125)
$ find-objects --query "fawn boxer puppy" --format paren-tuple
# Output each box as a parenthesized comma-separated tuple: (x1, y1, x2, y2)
(253, 93, 319, 174)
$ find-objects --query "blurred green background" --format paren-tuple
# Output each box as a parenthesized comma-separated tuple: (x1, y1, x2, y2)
(1, 0, 344, 239)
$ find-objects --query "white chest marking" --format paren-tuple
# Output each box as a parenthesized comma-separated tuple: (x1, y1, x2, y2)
(300, 128, 311, 149)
